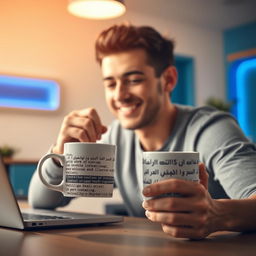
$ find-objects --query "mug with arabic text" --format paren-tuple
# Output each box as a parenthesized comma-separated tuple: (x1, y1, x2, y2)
(142, 151, 199, 198)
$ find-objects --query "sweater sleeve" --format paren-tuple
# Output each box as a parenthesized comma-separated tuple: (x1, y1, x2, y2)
(188, 109, 256, 199)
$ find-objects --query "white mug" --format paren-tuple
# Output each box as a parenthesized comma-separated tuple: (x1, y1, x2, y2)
(37, 142, 116, 197)
(142, 151, 199, 197)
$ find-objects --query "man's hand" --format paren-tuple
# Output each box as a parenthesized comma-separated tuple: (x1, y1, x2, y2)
(52, 108, 107, 154)
(142, 163, 220, 239)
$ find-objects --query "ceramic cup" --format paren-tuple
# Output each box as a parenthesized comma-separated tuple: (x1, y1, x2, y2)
(38, 142, 116, 197)
(142, 151, 199, 198)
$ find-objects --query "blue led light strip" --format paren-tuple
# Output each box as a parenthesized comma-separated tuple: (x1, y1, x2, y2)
(0, 75, 60, 111)
(236, 58, 256, 138)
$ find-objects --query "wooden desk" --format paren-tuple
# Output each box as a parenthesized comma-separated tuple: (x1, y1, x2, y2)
(0, 217, 256, 256)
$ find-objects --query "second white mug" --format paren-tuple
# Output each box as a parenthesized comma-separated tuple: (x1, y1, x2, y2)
(142, 151, 199, 197)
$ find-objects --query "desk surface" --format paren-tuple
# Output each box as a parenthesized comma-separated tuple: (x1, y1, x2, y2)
(0, 216, 256, 256)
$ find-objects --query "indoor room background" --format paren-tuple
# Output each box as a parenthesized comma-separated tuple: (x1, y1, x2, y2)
(0, 0, 255, 213)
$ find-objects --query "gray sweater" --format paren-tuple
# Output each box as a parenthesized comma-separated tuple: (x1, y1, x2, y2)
(28, 104, 256, 216)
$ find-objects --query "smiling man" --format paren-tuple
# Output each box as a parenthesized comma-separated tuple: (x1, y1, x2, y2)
(101, 48, 177, 151)
(29, 23, 256, 239)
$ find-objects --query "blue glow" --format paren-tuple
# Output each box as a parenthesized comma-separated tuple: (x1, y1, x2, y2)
(236, 58, 256, 139)
(0, 75, 60, 111)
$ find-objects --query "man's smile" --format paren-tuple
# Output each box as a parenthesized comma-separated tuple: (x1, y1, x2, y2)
(115, 102, 142, 117)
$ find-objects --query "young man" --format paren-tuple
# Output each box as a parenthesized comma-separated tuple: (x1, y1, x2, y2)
(29, 24, 256, 239)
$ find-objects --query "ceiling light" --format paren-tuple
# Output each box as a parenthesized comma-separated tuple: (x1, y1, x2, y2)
(67, 0, 126, 20)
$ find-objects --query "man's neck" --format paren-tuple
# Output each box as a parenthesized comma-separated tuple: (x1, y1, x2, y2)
(135, 104, 177, 151)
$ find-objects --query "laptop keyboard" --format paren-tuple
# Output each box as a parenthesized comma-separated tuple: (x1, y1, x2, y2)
(22, 212, 71, 221)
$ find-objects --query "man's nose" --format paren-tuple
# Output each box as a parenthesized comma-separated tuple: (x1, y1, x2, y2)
(113, 82, 129, 101)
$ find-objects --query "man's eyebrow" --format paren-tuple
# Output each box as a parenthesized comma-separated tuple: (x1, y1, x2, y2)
(122, 70, 145, 77)
(103, 76, 113, 81)
(103, 70, 145, 81)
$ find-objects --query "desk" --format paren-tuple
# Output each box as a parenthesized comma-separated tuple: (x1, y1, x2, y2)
(0, 217, 256, 256)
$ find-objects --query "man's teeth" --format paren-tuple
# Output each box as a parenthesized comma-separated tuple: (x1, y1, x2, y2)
(118, 106, 136, 113)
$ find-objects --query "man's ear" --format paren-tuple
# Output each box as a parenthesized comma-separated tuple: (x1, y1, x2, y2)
(161, 66, 178, 93)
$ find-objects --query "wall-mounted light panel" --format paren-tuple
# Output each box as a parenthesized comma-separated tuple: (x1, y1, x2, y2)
(235, 57, 256, 140)
(0, 75, 60, 111)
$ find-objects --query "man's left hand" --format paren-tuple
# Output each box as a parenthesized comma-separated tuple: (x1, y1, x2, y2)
(142, 163, 220, 239)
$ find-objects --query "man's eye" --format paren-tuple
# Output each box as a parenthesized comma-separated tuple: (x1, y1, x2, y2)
(104, 82, 116, 88)
(126, 79, 144, 85)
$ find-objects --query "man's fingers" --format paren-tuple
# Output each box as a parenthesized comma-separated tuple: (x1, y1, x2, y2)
(142, 179, 205, 198)
(144, 211, 208, 239)
(199, 163, 208, 190)
(145, 211, 204, 229)
(142, 196, 200, 213)
(64, 127, 90, 142)
(101, 125, 108, 134)
(63, 116, 97, 141)
(74, 108, 105, 139)
(62, 108, 107, 141)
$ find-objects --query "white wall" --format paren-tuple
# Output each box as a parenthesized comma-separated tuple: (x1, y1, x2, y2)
(0, 0, 225, 159)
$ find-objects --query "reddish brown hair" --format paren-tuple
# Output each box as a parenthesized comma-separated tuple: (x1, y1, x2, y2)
(95, 23, 175, 77)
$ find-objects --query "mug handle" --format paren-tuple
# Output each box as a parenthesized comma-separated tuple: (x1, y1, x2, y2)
(37, 153, 65, 193)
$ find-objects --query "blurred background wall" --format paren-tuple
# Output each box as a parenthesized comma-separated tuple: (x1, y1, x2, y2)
(1, 0, 247, 159)
(0, 0, 255, 213)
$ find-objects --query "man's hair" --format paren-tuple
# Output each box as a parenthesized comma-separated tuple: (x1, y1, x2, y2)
(95, 23, 175, 77)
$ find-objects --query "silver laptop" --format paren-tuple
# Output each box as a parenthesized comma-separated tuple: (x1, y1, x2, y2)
(0, 157, 123, 230)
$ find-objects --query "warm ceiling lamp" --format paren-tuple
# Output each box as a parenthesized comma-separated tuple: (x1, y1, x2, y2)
(67, 0, 126, 20)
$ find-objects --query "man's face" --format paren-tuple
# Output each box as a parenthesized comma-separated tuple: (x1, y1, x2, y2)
(101, 49, 166, 130)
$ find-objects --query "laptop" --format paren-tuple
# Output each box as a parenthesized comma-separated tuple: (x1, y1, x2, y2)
(0, 157, 123, 230)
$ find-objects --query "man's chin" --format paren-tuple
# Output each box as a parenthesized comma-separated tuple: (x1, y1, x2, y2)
(118, 117, 150, 131)
(118, 119, 139, 130)
(120, 123, 136, 130)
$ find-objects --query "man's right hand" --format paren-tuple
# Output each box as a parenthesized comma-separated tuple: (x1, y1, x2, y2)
(52, 108, 107, 154)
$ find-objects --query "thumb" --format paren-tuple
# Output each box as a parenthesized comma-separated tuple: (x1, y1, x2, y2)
(101, 125, 108, 134)
(199, 162, 208, 190)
